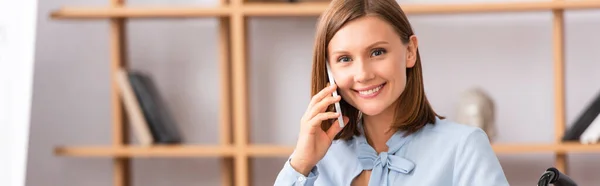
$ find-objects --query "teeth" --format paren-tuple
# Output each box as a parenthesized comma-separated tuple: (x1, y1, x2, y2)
(359, 85, 382, 95)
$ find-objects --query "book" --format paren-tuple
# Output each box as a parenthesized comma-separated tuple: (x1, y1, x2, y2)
(114, 68, 154, 146)
(579, 113, 600, 144)
(128, 71, 182, 144)
(562, 89, 600, 141)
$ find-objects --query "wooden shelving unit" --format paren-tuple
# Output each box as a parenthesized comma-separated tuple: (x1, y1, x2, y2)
(54, 145, 237, 157)
(49, 0, 600, 186)
(53, 142, 600, 158)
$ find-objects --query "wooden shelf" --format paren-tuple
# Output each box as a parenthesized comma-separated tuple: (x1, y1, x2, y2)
(242, 2, 328, 16)
(243, 1, 600, 16)
(246, 142, 600, 157)
(50, 1, 600, 19)
(50, 6, 232, 19)
(493, 142, 600, 154)
(246, 145, 294, 157)
(55, 145, 236, 157)
(55, 142, 600, 158)
(400, 1, 600, 14)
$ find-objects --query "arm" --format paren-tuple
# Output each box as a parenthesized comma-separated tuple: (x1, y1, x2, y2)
(274, 158, 319, 186)
(453, 128, 510, 186)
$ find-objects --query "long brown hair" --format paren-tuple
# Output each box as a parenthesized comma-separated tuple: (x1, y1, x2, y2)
(311, 0, 444, 141)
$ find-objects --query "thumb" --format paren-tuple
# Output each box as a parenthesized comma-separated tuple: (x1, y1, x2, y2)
(326, 116, 349, 140)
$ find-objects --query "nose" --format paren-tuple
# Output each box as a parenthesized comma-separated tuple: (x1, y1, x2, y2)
(353, 60, 375, 83)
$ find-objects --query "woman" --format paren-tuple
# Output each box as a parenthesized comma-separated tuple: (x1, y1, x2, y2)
(275, 0, 509, 185)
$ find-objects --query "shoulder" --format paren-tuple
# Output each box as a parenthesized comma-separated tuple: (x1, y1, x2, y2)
(403, 118, 508, 185)
(413, 117, 491, 149)
(420, 119, 509, 185)
(401, 117, 495, 163)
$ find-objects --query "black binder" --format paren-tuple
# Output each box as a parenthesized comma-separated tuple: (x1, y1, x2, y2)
(562, 90, 600, 141)
(128, 71, 182, 144)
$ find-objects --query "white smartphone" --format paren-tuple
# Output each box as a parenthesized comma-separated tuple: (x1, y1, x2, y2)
(325, 62, 345, 128)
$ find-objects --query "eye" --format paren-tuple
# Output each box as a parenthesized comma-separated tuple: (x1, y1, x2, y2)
(371, 48, 386, 57)
(337, 56, 351, 63)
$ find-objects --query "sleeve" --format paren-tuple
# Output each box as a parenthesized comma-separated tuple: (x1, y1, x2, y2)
(273, 158, 319, 186)
(453, 128, 510, 186)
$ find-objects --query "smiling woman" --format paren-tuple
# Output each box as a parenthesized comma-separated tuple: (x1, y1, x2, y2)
(274, 0, 510, 185)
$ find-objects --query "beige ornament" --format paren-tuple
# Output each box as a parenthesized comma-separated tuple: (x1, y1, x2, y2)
(456, 87, 497, 141)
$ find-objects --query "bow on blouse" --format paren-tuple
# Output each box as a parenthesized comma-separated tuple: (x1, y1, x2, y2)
(356, 126, 416, 186)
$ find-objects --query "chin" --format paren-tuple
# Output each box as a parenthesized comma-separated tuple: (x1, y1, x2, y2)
(355, 103, 388, 116)
(343, 93, 396, 118)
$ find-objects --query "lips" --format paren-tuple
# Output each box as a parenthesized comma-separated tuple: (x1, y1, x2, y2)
(354, 82, 386, 98)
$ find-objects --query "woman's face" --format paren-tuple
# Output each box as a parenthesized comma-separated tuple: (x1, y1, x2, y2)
(327, 15, 417, 117)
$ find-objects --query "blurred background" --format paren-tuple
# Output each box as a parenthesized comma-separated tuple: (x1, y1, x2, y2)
(18, 0, 600, 185)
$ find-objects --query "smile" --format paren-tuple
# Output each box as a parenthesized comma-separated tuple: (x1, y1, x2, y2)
(354, 83, 386, 98)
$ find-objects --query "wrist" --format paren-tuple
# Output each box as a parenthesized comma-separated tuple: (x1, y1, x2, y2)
(289, 157, 314, 176)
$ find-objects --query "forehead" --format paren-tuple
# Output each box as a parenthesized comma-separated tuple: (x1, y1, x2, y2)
(328, 15, 399, 50)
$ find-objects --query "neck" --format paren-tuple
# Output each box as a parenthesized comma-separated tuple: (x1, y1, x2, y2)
(362, 106, 397, 154)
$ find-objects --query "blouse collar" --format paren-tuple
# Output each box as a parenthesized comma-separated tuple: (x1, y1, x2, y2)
(353, 117, 416, 185)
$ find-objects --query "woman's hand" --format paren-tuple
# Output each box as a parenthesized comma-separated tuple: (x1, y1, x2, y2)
(290, 84, 349, 176)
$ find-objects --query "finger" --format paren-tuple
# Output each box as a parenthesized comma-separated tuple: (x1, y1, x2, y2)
(308, 83, 337, 109)
(308, 83, 335, 109)
(327, 116, 349, 140)
(308, 94, 339, 117)
(307, 95, 341, 120)
(308, 112, 340, 129)
(304, 83, 335, 119)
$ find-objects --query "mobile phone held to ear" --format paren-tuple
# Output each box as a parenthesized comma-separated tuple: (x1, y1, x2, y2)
(326, 62, 345, 128)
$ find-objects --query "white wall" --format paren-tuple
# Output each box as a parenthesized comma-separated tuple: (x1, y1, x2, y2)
(27, 0, 600, 185)
(0, 0, 37, 186)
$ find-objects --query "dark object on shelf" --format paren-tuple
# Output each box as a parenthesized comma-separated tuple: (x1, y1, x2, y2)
(538, 167, 577, 186)
(128, 71, 182, 144)
(562, 90, 600, 141)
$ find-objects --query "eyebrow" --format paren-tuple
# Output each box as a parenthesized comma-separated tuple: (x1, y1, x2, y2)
(366, 41, 389, 49)
(330, 41, 389, 56)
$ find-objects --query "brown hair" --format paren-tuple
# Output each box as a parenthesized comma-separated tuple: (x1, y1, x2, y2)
(311, 0, 444, 141)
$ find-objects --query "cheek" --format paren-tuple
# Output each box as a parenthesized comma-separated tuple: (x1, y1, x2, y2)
(333, 73, 354, 97)
(392, 67, 407, 88)
(381, 59, 406, 81)
(382, 59, 408, 94)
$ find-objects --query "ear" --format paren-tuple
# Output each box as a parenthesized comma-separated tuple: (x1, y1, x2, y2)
(406, 35, 418, 68)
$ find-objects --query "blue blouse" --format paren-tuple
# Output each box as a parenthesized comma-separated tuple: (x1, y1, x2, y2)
(274, 117, 510, 186)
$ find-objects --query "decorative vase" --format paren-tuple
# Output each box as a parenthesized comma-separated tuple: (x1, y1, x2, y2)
(456, 87, 496, 141)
